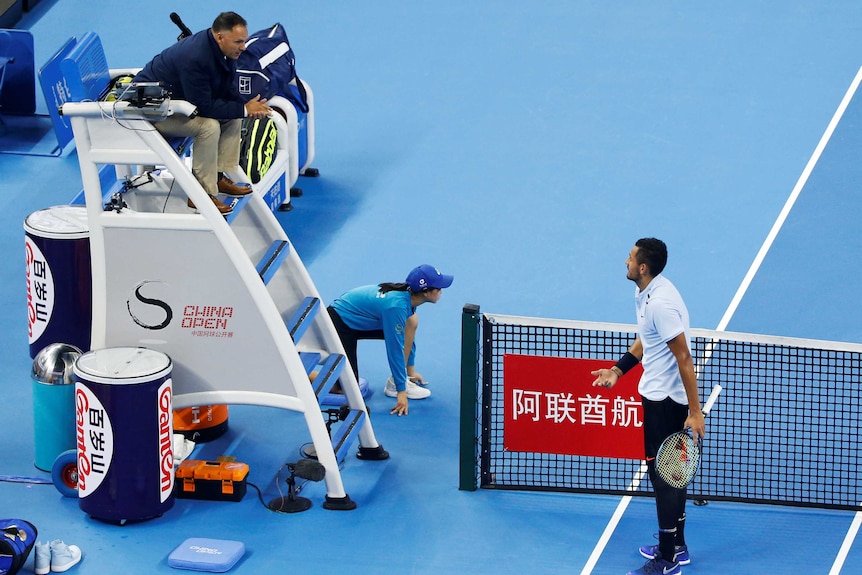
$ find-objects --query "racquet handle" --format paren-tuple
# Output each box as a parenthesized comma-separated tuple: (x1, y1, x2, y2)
(702, 384, 722, 416)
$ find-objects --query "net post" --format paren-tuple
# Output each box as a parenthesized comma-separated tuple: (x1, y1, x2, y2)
(459, 303, 481, 491)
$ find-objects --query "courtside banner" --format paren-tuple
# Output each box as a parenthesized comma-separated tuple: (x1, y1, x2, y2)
(503, 354, 645, 459)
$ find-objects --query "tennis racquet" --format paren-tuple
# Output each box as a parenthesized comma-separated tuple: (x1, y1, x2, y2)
(654, 384, 722, 489)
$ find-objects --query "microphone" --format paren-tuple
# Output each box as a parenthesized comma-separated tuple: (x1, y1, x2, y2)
(170, 12, 193, 40)
(267, 458, 326, 513)
(291, 458, 326, 482)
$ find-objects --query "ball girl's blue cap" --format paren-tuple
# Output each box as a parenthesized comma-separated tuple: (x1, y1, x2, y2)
(406, 264, 454, 292)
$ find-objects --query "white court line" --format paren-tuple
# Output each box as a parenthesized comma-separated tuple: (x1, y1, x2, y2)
(579, 467, 647, 575)
(580, 63, 862, 575)
(717, 64, 862, 332)
(831, 512, 862, 575)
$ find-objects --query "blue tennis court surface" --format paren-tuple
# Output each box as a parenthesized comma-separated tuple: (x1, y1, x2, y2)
(3, 2, 862, 573)
(728, 67, 862, 342)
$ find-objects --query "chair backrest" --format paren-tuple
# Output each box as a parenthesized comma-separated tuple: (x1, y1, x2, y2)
(0, 29, 12, 63)
(0, 29, 36, 116)
(39, 31, 110, 151)
(58, 32, 110, 102)
(0, 30, 13, 97)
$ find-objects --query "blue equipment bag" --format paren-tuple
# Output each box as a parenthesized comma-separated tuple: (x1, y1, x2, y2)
(0, 519, 37, 575)
(236, 23, 309, 113)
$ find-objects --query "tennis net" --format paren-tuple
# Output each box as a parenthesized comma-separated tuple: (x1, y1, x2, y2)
(459, 305, 862, 511)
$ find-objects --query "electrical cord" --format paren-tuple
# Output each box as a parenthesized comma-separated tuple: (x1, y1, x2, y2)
(247, 461, 310, 513)
(247, 446, 343, 513)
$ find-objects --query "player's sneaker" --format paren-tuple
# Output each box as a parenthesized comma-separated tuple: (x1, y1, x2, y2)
(639, 543, 690, 565)
(627, 552, 681, 575)
(384, 376, 431, 399)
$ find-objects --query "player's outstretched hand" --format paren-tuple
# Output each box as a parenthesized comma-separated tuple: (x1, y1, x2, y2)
(590, 368, 619, 389)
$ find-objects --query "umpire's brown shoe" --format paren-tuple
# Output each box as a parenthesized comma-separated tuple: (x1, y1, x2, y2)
(188, 195, 233, 216)
(217, 175, 252, 196)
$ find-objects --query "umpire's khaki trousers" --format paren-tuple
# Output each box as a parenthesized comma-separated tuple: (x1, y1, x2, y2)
(154, 115, 242, 197)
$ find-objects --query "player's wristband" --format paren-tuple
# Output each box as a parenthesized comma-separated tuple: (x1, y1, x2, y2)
(614, 352, 640, 375)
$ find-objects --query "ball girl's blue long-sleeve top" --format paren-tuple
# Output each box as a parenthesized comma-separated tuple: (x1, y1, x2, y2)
(330, 285, 416, 392)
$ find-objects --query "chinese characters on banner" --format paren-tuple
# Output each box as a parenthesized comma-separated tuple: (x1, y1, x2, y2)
(503, 354, 646, 460)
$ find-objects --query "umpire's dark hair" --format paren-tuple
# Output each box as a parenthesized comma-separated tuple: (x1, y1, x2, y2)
(213, 12, 247, 32)
(635, 237, 668, 276)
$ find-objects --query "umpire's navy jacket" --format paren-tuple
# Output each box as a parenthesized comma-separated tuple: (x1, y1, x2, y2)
(135, 29, 245, 120)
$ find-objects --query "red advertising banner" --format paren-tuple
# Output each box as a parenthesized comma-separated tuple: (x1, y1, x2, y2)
(503, 354, 646, 460)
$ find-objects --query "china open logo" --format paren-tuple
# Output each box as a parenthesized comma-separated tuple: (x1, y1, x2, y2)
(127, 281, 173, 331)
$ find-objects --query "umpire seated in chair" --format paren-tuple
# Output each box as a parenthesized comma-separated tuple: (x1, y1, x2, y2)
(134, 11, 272, 216)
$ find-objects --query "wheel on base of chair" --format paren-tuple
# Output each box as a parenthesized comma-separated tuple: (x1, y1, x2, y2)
(52, 449, 79, 498)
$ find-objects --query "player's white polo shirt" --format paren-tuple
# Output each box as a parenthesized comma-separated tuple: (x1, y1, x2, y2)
(635, 274, 691, 404)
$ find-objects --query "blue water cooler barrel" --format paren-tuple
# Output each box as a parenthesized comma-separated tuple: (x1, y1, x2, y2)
(74, 347, 174, 524)
(24, 205, 92, 358)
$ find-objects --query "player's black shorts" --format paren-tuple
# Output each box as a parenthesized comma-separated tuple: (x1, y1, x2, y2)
(642, 396, 689, 460)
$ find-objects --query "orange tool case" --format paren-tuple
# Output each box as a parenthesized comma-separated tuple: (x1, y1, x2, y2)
(175, 460, 248, 502)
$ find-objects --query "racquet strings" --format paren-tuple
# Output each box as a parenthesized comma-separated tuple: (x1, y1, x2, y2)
(655, 430, 700, 488)
(654, 384, 722, 488)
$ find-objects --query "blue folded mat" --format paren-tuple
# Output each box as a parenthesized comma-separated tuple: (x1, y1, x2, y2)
(168, 538, 245, 572)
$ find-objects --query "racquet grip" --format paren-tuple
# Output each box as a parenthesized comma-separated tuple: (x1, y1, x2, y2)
(702, 384, 723, 416)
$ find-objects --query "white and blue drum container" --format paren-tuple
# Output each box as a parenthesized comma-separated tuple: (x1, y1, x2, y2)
(24, 205, 92, 358)
(74, 347, 174, 524)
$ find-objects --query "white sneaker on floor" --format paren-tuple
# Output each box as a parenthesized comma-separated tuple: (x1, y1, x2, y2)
(384, 376, 431, 399)
(50, 540, 82, 573)
(34, 541, 50, 575)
